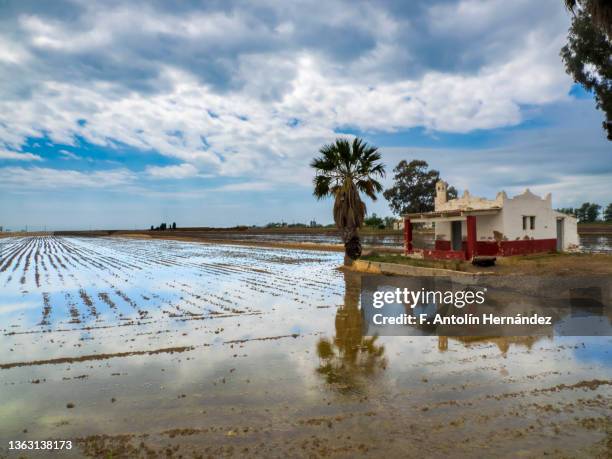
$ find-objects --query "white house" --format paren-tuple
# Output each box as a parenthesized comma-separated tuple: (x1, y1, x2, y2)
(403, 181, 578, 260)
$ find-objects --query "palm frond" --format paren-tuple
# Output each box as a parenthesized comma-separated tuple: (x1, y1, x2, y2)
(313, 175, 332, 199)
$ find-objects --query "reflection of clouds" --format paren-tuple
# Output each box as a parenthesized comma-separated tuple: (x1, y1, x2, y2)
(2, 236, 611, 446)
(0, 235, 349, 441)
(1, 237, 344, 364)
(0, 237, 348, 440)
(0, 332, 332, 442)
(570, 336, 612, 367)
(0, 300, 39, 315)
(378, 333, 612, 398)
(316, 270, 612, 397)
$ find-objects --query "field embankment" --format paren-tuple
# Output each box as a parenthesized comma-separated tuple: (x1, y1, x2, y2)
(578, 222, 612, 234)
(359, 251, 612, 276)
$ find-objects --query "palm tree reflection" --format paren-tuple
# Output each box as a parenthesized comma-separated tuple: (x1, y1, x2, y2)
(316, 271, 387, 393)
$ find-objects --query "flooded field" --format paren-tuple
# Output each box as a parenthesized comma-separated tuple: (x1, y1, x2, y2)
(1, 237, 611, 457)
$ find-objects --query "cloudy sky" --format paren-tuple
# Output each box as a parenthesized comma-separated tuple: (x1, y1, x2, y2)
(0, 0, 610, 230)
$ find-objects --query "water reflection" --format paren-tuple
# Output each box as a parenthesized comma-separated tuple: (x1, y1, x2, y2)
(317, 270, 612, 395)
(360, 274, 612, 337)
(316, 271, 386, 393)
(438, 336, 542, 356)
(0, 238, 610, 457)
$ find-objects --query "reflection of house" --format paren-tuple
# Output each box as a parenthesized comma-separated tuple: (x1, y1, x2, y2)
(438, 336, 544, 355)
(403, 181, 578, 260)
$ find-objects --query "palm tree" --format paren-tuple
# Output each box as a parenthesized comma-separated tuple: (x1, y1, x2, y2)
(566, 0, 612, 37)
(311, 138, 385, 261)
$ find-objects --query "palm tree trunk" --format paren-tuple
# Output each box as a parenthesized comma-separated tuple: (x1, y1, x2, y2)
(338, 227, 362, 262)
(345, 235, 362, 261)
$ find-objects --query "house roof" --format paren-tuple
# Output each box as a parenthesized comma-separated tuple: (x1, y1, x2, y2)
(404, 207, 501, 220)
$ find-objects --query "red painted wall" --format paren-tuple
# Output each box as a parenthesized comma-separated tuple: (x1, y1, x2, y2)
(428, 238, 557, 258)
(422, 249, 466, 260)
(404, 217, 413, 254)
(475, 241, 501, 256)
(465, 215, 477, 260)
(499, 239, 557, 256)
(434, 240, 451, 250)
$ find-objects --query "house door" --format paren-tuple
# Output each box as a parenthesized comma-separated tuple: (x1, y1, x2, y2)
(451, 221, 462, 251)
(556, 219, 564, 251)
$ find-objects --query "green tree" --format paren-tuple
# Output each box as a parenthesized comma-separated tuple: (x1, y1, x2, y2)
(311, 138, 385, 260)
(603, 203, 612, 222)
(587, 203, 602, 221)
(364, 213, 384, 228)
(565, 0, 612, 37)
(576, 202, 602, 222)
(383, 216, 397, 229)
(383, 160, 458, 215)
(561, 1, 612, 140)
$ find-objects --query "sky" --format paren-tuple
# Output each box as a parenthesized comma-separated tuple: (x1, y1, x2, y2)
(0, 0, 610, 230)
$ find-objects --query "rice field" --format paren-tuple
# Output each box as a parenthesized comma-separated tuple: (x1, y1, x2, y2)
(0, 236, 610, 458)
(0, 236, 343, 360)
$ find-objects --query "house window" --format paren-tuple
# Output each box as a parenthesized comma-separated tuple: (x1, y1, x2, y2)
(530, 216, 535, 230)
(523, 216, 535, 230)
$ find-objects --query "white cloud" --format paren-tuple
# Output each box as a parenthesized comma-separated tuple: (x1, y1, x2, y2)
(0, 167, 134, 189)
(213, 181, 273, 192)
(0, 0, 585, 193)
(0, 150, 42, 161)
(146, 163, 198, 179)
(59, 149, 80, 160)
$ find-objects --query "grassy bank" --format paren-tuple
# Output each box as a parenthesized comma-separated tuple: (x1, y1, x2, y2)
(362, 251, 612, 275)
(361, 253, 472, 272)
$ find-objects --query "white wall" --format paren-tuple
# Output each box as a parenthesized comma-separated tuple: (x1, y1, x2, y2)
(501, 191, 557, 240)
(475, 213, 504, 241)
(434, 220, 466, 240)
(435, 220, 451, 240)
(557, 212, 579, 250)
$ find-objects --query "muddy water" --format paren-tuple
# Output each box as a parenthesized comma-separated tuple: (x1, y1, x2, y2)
(0, 237, 610, 458)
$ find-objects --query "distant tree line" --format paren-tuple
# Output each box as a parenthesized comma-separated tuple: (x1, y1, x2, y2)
(264, 221, 327, 228)
(150, 222, 177, 231)
(556, 203, 612, 222)
(363, 213, 397, 230)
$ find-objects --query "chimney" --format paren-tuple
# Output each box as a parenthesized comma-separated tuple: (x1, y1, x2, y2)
(435, 180, 448, 210)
